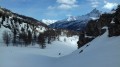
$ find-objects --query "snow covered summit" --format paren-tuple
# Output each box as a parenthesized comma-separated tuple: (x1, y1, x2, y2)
(41, 19, 57, 25)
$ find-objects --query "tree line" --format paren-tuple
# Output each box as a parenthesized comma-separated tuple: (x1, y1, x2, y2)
(3, 28, 78, 49)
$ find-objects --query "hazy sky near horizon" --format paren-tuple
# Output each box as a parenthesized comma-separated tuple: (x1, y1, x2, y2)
(0, 0, 119, 20)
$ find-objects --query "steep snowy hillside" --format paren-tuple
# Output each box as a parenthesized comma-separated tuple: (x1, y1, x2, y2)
(49, 8, 101, 31)
(41, 19, 57, 25)
(0, 28, 120, 67)
(54, 27, 120, 67)
(0, 7, 47, 43)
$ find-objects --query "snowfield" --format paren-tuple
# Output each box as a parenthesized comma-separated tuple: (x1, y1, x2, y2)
(0, 35, 78, 57)
(0, 30, 120, 67)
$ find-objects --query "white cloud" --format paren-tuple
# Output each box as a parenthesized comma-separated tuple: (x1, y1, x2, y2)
(88, 0, 99, 8)
(103, 0, 118, 10)
(58, 4, 72, 9)
(58, 4, 79, 10)
(48, 0, 79, 10)
(57, 0, 77, 5)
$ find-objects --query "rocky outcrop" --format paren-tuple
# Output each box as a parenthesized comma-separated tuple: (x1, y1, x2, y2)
(108, 5, 120, 37)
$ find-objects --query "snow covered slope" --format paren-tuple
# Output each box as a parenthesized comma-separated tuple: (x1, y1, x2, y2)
(0, 35, 78, 57)
(49, 8, 101, 31)
(41, 19, 57, 25)
(0, 28, 120, 67)
(54, 28, 120, 67)
(0, 7, 48, 43)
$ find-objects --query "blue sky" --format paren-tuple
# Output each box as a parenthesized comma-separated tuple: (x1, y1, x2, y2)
(0, 0, 119, 20)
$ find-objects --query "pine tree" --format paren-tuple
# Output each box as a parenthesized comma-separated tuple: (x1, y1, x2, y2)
(12, 29, 17, 46)
(27, 30, 32, 45)
(38, 33, 46, 49)
(23, 32, 28, 47)
(32, 32, 36, 46)
(48, 36, 51, 44)
(3, 31, 11, 46)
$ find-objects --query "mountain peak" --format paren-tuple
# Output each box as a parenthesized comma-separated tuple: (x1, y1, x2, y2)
(42, 19, 58, 25)
(67, 16, 76, 21)
(91, 8, 100, 13)
(49, 9, 102, 31)
(87, 8, 101, 18)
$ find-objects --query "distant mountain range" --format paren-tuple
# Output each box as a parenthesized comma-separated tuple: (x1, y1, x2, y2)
(0, 6, 102, 33)
(49, 8, 101, 31)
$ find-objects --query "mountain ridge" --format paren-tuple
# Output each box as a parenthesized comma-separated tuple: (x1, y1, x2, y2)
(49, 8, 101, 31)
(0, 6, 48, 28)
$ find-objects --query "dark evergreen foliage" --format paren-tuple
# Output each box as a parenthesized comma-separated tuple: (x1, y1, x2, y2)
(38, 33, 46, 49)
(12, 29, 17, 46)
(3, 31, 11, 46)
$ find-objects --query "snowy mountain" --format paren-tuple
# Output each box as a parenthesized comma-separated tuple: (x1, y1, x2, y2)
(66, 16, 76, 21)
(41, 19, 57, 25)
(49, 8, 101, 31)
(0, 7, 48, 43)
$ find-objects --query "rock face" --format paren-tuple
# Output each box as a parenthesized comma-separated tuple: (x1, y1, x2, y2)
(77, 31, 94, 49)
(49, 8, 101, 31)
(108, 5, 120, 37)
(86, 20, 100, 37)
(77, 5, 120, 49)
